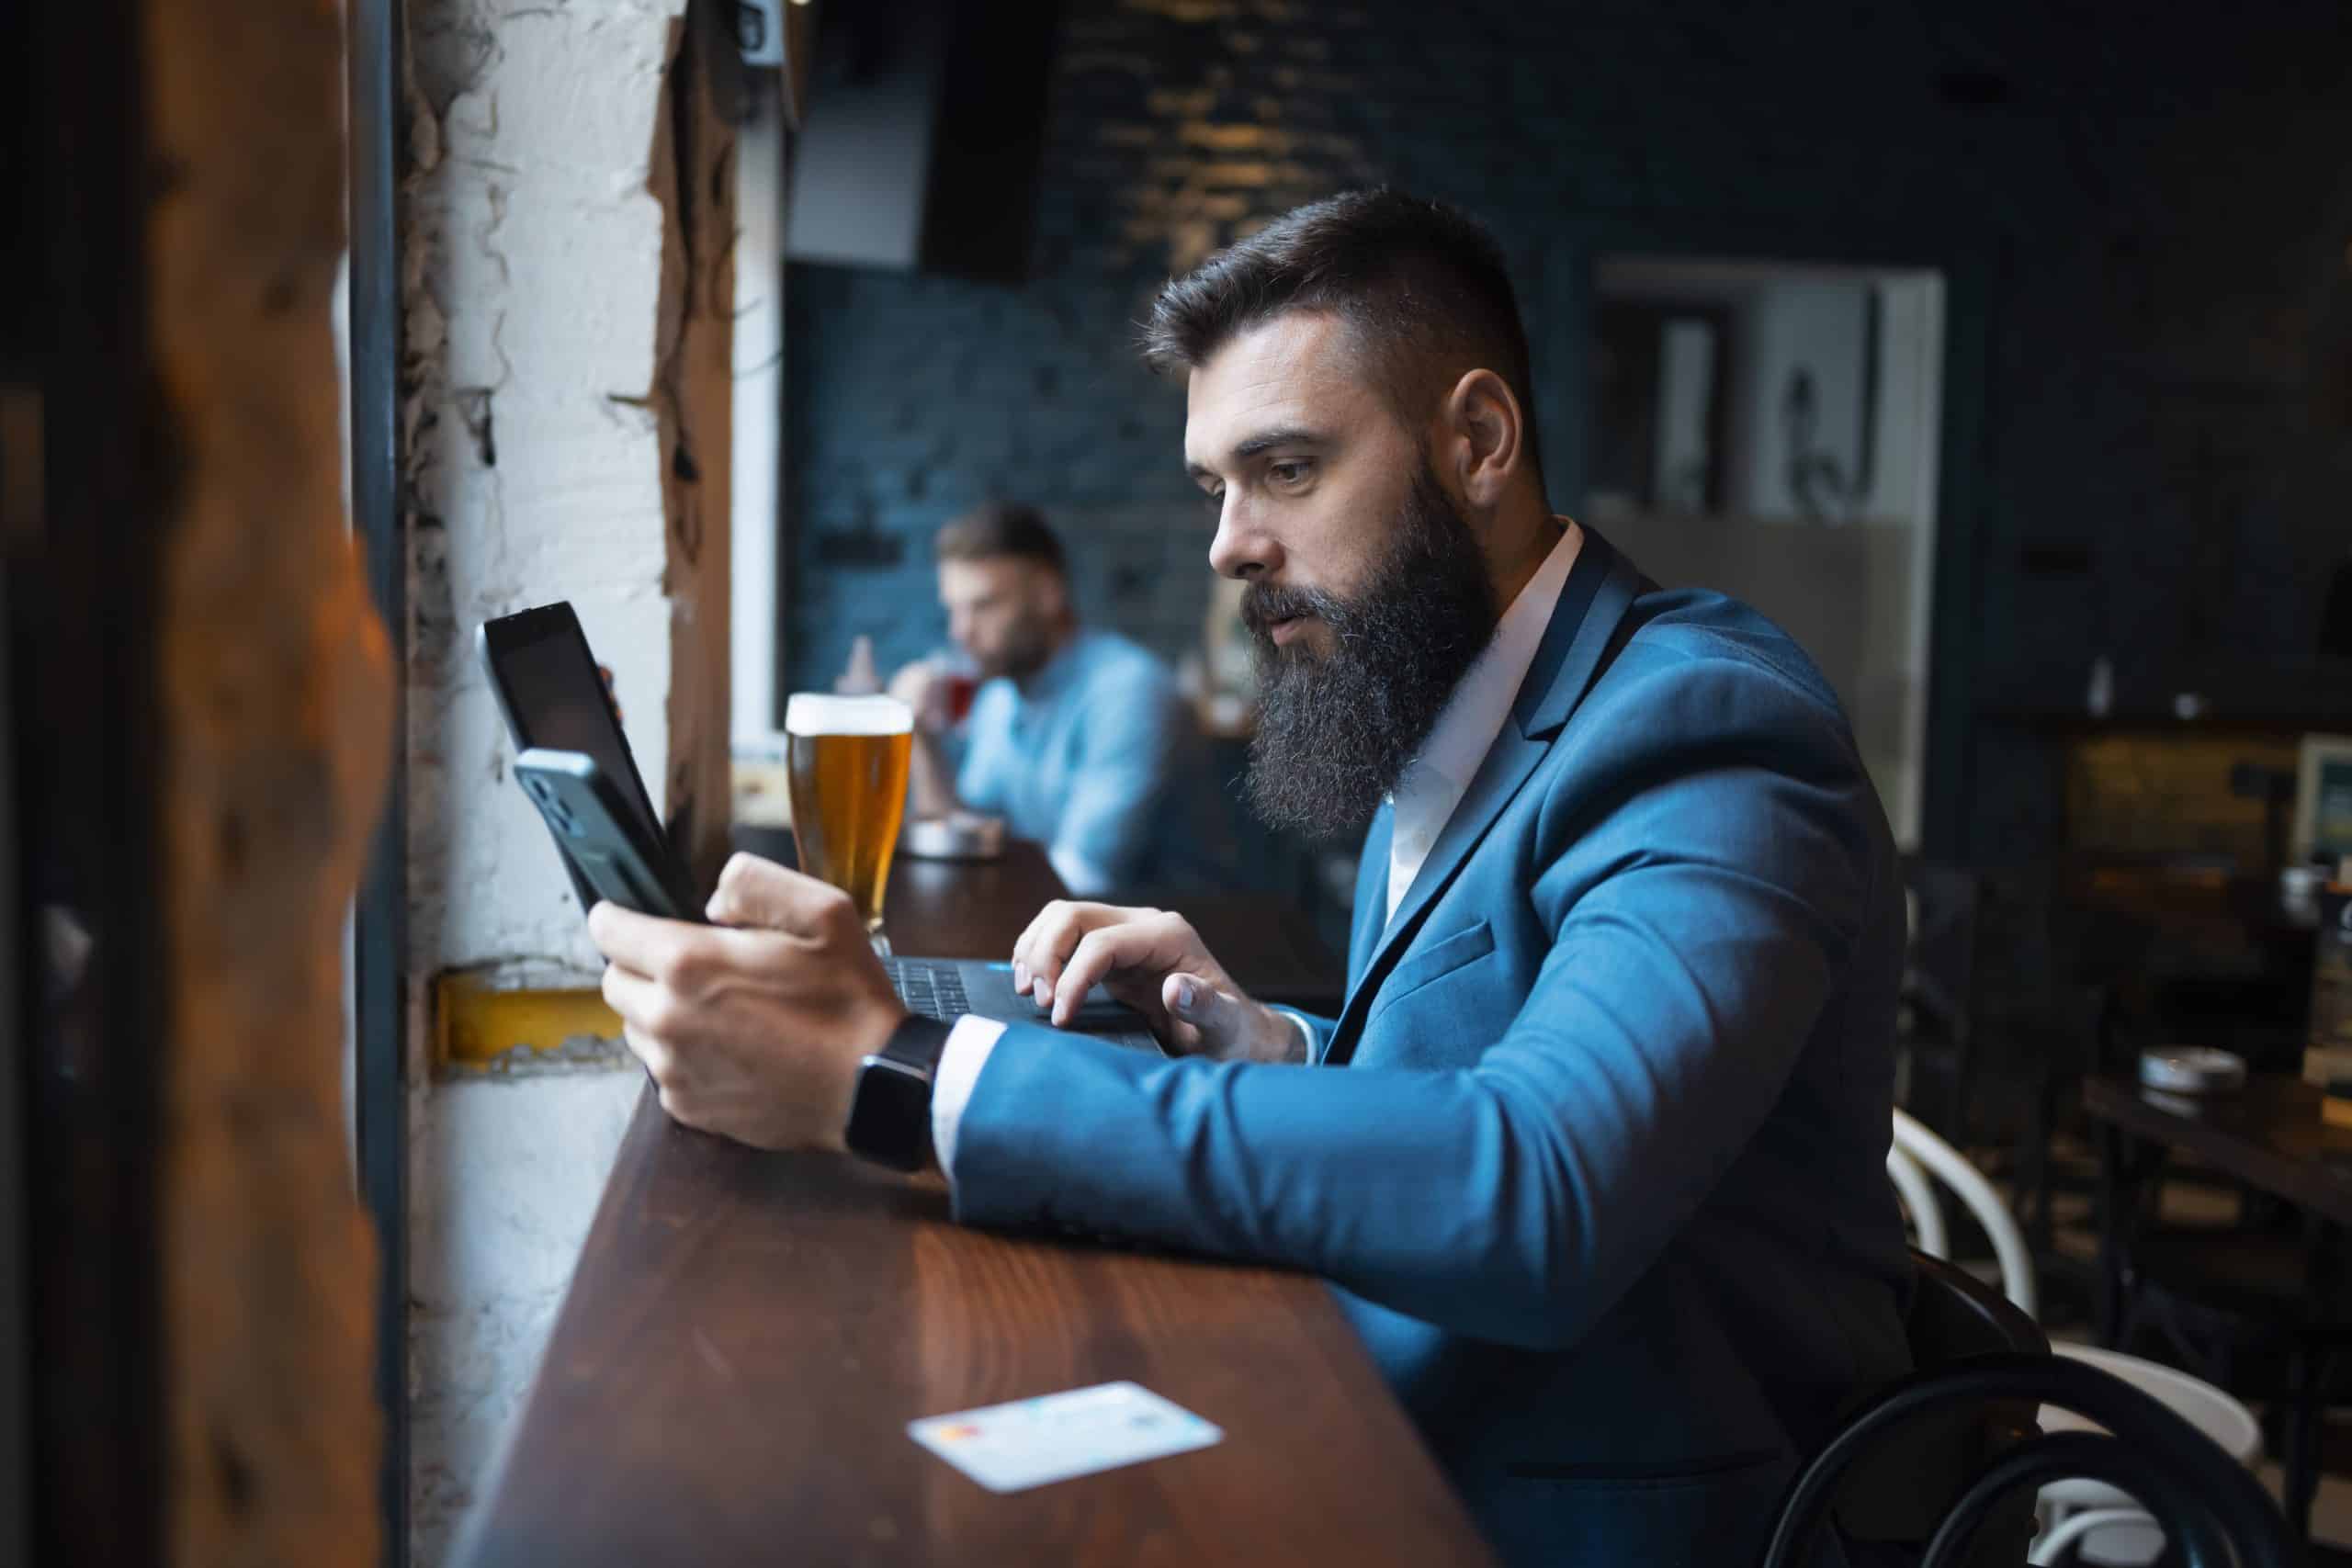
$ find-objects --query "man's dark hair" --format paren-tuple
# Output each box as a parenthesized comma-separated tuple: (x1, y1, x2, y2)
(933, 502, 1067, 578)
(1141, 189, 1540, 470)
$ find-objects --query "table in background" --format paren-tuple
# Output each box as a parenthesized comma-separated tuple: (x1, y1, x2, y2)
(458, 836, 1491, 1568)
(2081, 1072, 2352, 1348)
(2081, 1074, 2352, 1233)
(2079, 1072, 2352, 1540)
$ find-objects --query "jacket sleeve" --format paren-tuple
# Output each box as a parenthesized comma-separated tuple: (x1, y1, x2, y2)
(947, 656, 1880, 1350)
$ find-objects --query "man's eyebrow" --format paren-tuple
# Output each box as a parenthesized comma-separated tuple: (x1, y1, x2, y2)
(1186, 424, 1329, 479)
(1233, 424, 1327, 459)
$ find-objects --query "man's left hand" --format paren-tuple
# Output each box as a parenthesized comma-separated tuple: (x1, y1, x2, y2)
(587, 852, 908, 1152)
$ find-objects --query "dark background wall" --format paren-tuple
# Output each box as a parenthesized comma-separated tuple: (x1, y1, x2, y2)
(785, 0, 2352, 860)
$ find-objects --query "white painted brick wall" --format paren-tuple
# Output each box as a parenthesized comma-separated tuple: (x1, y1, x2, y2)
(408, 1073, 643, 1568)
(405, 0, 685, 977)
(399, 4, 692, 1562)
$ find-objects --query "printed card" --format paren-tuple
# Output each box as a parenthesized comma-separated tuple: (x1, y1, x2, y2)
(908, 1381, 1224, 1494)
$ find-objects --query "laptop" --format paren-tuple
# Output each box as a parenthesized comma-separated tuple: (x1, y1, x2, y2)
(883, 957, 1161, 1053)
(478, 600, 1162, 1055)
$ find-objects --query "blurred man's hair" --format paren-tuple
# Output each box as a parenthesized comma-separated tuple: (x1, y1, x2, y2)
(1141, 189, 1541, 479)
(933, 502, 1067, 578)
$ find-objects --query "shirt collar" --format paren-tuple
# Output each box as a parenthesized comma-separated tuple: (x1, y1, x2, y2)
(1392, 520, 1584, 827)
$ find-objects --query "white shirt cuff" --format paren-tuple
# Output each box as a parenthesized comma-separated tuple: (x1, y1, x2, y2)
(1273, 1007, 1319, 1063)
(931, 1013, 1007, 1184)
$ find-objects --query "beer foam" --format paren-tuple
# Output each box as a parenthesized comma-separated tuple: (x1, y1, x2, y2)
(784, 693, 914, 737)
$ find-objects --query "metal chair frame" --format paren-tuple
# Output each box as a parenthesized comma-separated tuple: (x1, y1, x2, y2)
(1762, 1354, 2299, 1568)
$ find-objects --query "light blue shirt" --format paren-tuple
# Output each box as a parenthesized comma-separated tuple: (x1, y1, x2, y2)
(956, 628, 1188, 896)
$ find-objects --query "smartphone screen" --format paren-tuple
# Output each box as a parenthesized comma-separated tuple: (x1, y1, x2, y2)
(481, 605, 665, 846)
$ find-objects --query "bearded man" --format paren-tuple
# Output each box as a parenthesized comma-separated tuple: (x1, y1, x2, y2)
(588, 190, 1915, 1566)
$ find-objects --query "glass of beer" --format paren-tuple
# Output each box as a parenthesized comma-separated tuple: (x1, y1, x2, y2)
(784, 694, 913, 954)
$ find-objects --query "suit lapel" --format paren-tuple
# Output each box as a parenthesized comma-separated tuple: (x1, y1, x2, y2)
(1317, 808, 1396, 1066)
(1347, 807, 1394, 995)
(1324, 526, 1645, 1067)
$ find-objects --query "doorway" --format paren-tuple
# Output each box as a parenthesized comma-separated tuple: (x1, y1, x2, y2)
(1587, 255, 1948, 848)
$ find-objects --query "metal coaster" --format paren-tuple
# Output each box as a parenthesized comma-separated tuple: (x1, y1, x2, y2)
(2138, 1047, 2247, 1096)
(902, 814, 1007, 861)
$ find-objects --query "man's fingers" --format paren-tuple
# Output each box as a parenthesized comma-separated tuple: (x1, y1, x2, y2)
(588, 900, 697, 980)
(600, 964, 676, 1077)
(1162, 971, 1204, 1021)
(1007, 901, 1057, 987)
(1161, 971, 1244, 1039)
(706, 852, 849, 934)
(1012, 901, 1108, 996)
(1052, 927, 1148, 1026)
(1010, 901, 1083, 988)
(1147, 982, 1208, 1053)
(595, 897, 797, 1002)
(620, 1023, 676, 1088)
(600, 959, 676, 1038)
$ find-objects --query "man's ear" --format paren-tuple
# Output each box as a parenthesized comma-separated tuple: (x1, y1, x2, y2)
(1442, 368, 1525, 510)
(1031, 564, 1070, 621)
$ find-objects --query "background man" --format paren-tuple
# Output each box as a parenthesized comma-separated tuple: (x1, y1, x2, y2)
(592, 191, 1912, 1565)
(889, 502, 1193, 896)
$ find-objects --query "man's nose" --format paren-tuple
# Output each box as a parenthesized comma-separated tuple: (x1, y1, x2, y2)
(1207, 502, 1281, 581)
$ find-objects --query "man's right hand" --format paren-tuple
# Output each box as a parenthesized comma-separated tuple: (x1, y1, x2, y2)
(886, 660, 946, 734)
(1010, 902, 1303, 1062)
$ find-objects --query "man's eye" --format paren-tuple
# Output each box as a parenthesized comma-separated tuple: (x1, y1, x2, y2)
(1200, 488, 1225, 513)
(1268, 460, 1312, 487)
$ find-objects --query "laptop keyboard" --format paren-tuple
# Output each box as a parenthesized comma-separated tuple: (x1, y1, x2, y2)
(883, 958, 969, 1021)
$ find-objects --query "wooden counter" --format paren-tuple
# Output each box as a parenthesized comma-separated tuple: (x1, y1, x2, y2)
(457, 840, 1490, 1567)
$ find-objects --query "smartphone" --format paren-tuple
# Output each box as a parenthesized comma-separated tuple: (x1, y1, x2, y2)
(478, 604, 663, 832)
(479, 603, 681, 917)
(512, 749, 700, 922)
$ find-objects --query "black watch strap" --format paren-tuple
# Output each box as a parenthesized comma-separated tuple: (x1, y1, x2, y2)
(842, 1013, 956, 1172)
(881, 1011, 956, 1073)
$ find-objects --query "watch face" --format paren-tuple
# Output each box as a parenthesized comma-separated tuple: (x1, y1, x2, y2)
(845, 1055, 932, 1172)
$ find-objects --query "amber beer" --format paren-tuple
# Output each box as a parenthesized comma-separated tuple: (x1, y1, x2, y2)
(784, 694, 913, 942)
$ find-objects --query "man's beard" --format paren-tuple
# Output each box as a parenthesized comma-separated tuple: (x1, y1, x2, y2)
(1240, 465, 1498, 838)
(979, 612, 1057, 682)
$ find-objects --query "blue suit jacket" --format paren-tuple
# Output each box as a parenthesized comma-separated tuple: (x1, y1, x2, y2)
(952, 528, 1914, 1565)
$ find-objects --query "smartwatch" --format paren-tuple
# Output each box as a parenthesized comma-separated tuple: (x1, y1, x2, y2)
(842, 1013, 956, 1171)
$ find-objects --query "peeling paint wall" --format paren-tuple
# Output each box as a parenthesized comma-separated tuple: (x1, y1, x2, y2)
(406, 1074, 641, 1563)
(398, 2, 732, 1562)
(403, 0, 684, 978)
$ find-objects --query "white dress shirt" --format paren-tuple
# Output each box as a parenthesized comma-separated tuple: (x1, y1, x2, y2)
(1385, 519, 1581, 924)
(930, 520, 1585, 1190)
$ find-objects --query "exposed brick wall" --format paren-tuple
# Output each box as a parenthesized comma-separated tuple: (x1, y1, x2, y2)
(786, 0, 2352, 856)
(398, 3, 735, 1562)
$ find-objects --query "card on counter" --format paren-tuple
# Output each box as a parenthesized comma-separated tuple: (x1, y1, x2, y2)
(908, 1381, 1224, 1494)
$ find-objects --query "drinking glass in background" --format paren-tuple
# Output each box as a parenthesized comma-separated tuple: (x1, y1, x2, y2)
(886, 649, 980, 735)
(783, 693, 913, 955)
(918, 649, 979, 729)
(938, 652, 980, 728)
